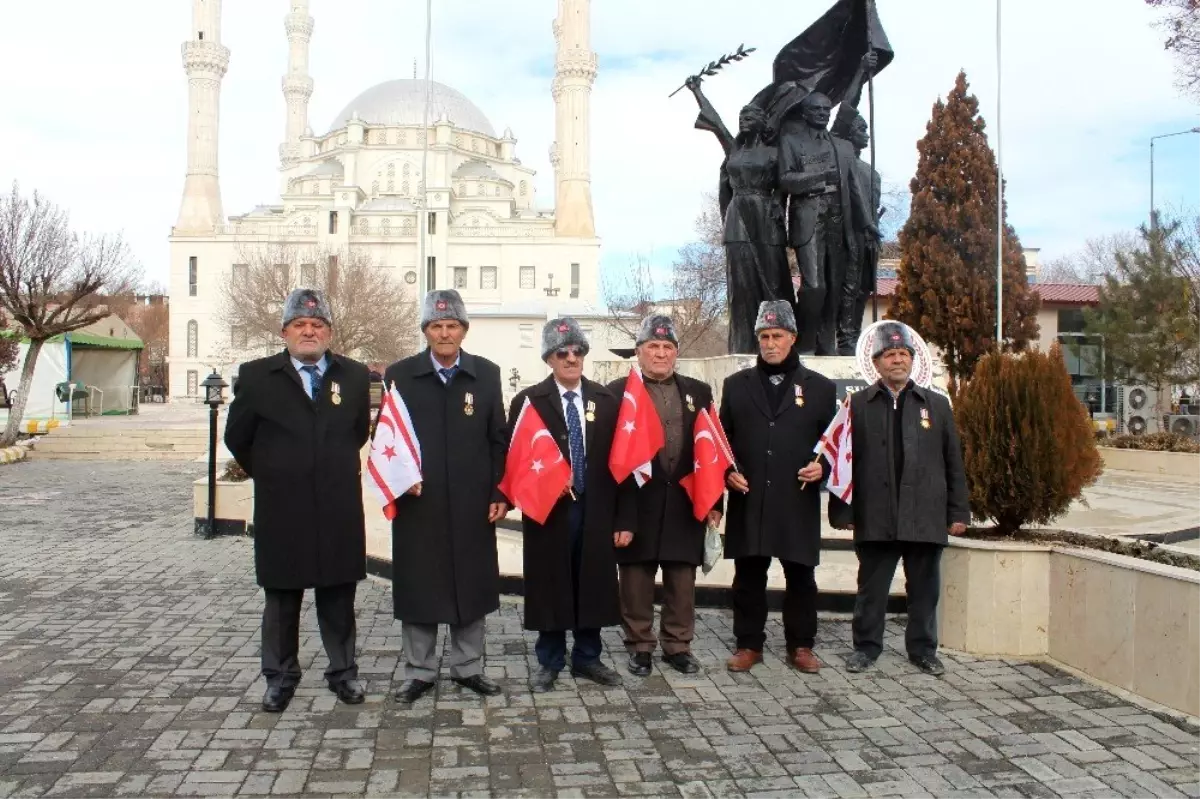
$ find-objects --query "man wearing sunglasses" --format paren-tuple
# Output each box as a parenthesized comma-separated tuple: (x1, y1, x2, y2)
(507, 318, 637, 693)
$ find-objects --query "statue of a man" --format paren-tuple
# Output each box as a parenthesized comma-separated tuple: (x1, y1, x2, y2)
(779, 93, 855, 356)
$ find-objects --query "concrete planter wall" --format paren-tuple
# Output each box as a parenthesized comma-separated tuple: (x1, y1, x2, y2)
(942, 537, 1199, 717)
(1097, 446, 1200, 482)
(192, 478, 254, 536)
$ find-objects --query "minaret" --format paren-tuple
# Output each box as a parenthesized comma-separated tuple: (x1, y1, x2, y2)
(280, 0, 314, 166)
(175, 0, 230, 233)
(550, 0, 597, 238)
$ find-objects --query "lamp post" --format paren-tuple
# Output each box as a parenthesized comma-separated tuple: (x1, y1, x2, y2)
(1150, 127, 1200, 227)
(543, 273, 560, 297)
(508, 368, 520, 393)
(200, 370, 228, 539)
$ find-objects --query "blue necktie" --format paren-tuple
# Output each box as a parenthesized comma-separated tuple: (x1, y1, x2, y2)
(564, 390, 586, 495)
(301, 364, 322, 400)
(438, 366, 458, 384)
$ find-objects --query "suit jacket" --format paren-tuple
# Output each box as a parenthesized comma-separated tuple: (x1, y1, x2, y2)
(719, 362, 836, 566)
(506, 376, 637, 631)
(224, 350, 370, 589)
(778, 119, 855, 253)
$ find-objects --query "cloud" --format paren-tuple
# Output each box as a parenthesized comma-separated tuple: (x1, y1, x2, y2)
(0, 0, 1195, 288)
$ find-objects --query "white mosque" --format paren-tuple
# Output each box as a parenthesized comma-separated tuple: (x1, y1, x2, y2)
(167, 0, 627, 399)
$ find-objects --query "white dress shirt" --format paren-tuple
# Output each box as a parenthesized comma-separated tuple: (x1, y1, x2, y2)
(555, 380, 586, 453)
(430, 351, 462, 383)
(291, 354, 328, 399)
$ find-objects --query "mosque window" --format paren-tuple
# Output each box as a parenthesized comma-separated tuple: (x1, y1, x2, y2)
(426, 256, 436, 290)
(187, 321, 198, 357)
(328, 211, 338, 234)
(187, 370, 199, 396)
(188, 257, 197, 296)
(570, 263, 580, 298)
(453, 268, 468, 289)
(480, 266, 497, 290)
(475, 183, 484, 196)
(371, 180, 379, 195)
(402, 163, 411, 178)
(519, 266, 535, 289)
(457, 183, 466, 196)
(398, 130, 407, 145)
(519, 181, 527, 197)
(388, 180, 395, 192)
(401, 181, 410, 195)
(428, 212, 437, 235)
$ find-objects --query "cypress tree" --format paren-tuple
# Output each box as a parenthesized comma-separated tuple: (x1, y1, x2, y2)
(892, 71, 1040, 393)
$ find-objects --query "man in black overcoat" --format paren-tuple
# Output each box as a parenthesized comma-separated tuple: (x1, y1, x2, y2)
(608, 315, 721, 677)
(506, 318, 637, 693)
(382, 290, 508, 704)
(830, 322, 969, 676)
(719, 300, 836, 674)
(225, 288, 370, 713)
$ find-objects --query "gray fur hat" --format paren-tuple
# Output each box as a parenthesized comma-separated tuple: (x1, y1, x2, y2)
(421, 289, 469, 329)
(754, 300, 797, 335)
(635, 314, 679, 347)
(871, 321, 915, 358)
(541, 317, 590, 361)
(281, 288, 332, 328)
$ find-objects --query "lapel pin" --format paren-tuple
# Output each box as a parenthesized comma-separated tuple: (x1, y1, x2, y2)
(330, 381, 342, 405)
(585, 399, 596, 423)
(685, 393, 696, 412)
(920, 407, 931, 429)
(464, 391, 475, 416)
(794, 385, 805, 407)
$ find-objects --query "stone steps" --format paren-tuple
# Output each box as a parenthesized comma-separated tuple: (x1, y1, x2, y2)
(30, 427, 214, 461)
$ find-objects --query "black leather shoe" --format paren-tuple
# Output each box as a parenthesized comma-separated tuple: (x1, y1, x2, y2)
(327, 678, 365, 704)
(627, 652, 652, 677)
(261, 684, 295, 713)
(662, 651, 701, 674)
(395, 678, 435, 704)
(845, 651, 875, 673)
(909, 653, 946, 676)
(570, 661, 623, 686)
(531, 666, 558, 693)
(452, 674, 502, 696)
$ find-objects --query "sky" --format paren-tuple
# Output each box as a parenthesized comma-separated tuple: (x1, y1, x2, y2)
(1, 0, 1197, 291)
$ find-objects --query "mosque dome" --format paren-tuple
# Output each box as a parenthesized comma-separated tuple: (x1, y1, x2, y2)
(327, 79, 495, 137)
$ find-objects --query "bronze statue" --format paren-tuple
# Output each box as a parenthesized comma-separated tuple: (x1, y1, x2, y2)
(686, 78, 793, 355)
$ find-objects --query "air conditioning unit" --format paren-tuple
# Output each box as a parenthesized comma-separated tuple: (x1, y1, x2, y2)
(1168, 414, 1200, 438)
(1119, 385, 1161, 435)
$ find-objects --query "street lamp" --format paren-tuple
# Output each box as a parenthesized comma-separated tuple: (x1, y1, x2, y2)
(1150, 127, 1200, 226)
(543, 273, 560, 297)
(199, 370, 228, 539)
(508, 368, 520, 393)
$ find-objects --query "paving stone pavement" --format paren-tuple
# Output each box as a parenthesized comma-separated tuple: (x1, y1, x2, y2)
(0, 460, 1197, 799)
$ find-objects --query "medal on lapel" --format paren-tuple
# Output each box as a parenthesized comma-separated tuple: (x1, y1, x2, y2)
(585, 399, 596, 423)
(330, 382, 342, 405)
(920, 407, 931, 429)
(794, 385, 805, 407)
(685, 394, 696, 412)
(464, 392, 475, 416)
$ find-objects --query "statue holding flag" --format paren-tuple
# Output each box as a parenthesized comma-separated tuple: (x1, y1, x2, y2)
(380, 290, 509, 704)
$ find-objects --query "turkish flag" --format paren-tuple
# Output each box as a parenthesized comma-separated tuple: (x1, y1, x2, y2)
(680, 408, 734, 521)
(608, 367, 664, 486)
(499, 398, 571, 525)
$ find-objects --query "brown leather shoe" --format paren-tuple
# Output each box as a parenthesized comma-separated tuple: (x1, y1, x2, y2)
(789, 648, 821, 673)
(726, 649, 763, 672)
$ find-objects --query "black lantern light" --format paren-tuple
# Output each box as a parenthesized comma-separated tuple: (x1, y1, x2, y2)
(508, 368, 520, 393)
(199, 371, 228, 538)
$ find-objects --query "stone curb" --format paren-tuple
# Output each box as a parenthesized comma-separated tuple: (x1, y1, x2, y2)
(0, 439, 35, 465)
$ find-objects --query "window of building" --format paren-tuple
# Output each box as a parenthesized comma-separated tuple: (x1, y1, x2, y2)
(187, 320, 198, 357)
(1057, 308, 1086, 335)
(519, 266, 535, 289)
(329, 211, 338, 234)
(519, 324, 534, 349)
(187, 370, 199, 396)
(428, 212, 437, 235)
(480, 266, 497, 290)
(453, 267, 468, 289)
(426, 256, 436, 290)
(232, 263, 248, 286)
(519, 181, 527, 197)
(275, 263, 290, 288)
(231, 326, 248, 349)
(300, 263, 315, 286)
(188, 257, 197, 296)
(570, 262, 580, 298)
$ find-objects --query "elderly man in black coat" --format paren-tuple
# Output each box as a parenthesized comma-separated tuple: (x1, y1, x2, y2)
(720, 300, 836, 674)
(225, 288, 371, 713)
(507, 318, 637, 693)
(830, 322, 969, 676)
(382, 290, 508, 704)
(608, 315, 721, 678)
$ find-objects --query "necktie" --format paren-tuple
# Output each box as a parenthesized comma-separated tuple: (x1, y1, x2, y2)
(438, 366, 458, 384)
(563, 390, 586, 495)
(301, 364, 322, 400)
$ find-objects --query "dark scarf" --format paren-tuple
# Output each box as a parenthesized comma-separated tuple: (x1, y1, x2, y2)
(756, 349, 800, 407)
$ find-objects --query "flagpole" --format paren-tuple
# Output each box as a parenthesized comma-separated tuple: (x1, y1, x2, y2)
(866, 0, 879, 324)
(995, 0, 1004, 348)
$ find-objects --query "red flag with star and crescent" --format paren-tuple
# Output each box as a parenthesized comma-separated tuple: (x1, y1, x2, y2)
(368, 383, 423, 520)
(679, 408, 735, 521)
(499, 398, 572, 525)
(608, 367, 664, 487)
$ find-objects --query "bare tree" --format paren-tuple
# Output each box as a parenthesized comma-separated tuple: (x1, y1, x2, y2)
(1040, 231, 1141, 284)
(0, 183, 140, 446)
(221, 242, 420, 366)
(604, 192, 729, 357)
(123, 301, 170, 391)
(1146, 0, 1200, 100)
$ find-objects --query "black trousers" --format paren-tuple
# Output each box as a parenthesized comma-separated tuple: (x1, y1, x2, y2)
(852, 541, 942, 660)
(731, 557, 818, 652)
(262, 582, 358, 688)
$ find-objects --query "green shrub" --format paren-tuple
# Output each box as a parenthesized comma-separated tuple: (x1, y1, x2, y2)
(956, 344, 1102, 534)
(1101, 431, 1200, 453)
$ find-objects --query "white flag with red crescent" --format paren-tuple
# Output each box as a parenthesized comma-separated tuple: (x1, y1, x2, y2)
(368, 383, 423, 519)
